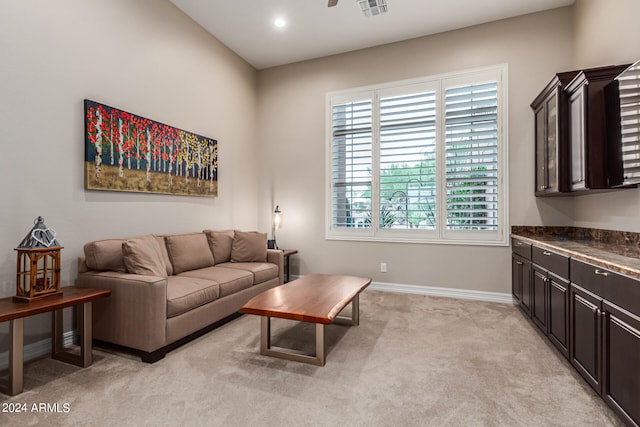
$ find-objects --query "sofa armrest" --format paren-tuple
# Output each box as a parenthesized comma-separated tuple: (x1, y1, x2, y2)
(78, 256, 89, 273)
(77, 271, 167, 353)
(267, 249, 284, 284)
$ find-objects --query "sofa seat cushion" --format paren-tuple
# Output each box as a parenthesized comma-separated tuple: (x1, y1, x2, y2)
(217, 262, 278, 284)
(178, 266, 253, 298)
(166, 276, 220, 318)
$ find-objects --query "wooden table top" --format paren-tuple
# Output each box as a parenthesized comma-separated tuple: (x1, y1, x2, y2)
(0, 287, 111, 322)
(239, 273, 371, 324)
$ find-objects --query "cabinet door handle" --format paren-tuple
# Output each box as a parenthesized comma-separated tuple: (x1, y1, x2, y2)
(516, 261, 523, 266)
(515, 242, 524, 246)
(543, 251, 552, 256)
(594, 269, 610, 277)
(539, 185, 548, 190)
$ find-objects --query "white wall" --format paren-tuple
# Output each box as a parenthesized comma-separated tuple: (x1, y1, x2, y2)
(0, 0, 257, 345)
(256, 8, 575, 294)
(571, 0, 640, 231)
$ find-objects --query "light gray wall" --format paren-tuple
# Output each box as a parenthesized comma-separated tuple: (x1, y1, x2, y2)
(571, 0, 640, 231)
(256, 8, 575, 294)
(0, 0, 257, 345)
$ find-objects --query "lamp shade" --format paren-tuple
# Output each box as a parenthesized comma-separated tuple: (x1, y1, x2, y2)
(273, 206, 283, 230)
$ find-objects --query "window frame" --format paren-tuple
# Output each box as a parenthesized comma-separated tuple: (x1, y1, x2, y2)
(325, 64, 509, 246)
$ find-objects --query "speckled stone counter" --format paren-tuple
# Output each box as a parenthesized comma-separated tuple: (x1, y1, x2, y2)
(511, 226, 640, 279)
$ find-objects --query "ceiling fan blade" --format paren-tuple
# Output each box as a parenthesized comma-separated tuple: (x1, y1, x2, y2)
(328, 0, 338, 7)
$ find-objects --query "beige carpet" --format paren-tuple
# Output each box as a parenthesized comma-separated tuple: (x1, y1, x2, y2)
(0, 290, 622, 426)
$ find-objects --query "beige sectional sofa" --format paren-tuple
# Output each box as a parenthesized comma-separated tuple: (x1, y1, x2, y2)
(76, 230, 283, 362)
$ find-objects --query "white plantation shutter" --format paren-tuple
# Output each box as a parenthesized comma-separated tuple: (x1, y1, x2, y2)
(379, 90, 437, 229)
(331, 99, 373, 228)
(445, 81, 499, 230)
(327, 65, 506, 244)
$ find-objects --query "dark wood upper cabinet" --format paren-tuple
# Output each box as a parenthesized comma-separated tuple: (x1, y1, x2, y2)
(531, 71, 578, 196)
(532, 63, 638, 196)
(565, 65, 630, 191)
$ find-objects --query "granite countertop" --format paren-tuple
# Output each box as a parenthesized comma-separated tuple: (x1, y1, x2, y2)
(511, 226, 640, 280)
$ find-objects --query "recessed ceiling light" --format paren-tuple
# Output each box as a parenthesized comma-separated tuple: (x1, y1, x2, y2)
(274, 17, 286, 28)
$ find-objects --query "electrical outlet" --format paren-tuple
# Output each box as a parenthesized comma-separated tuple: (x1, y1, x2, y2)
(380, 262, 387, 273)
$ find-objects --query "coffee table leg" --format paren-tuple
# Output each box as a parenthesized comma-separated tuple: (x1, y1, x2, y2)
(334, 294, 360, 326)
(315, 323, 325, 366)
(260, 316, 271, 354)
(259, 317, 326, 366)
(0, 318, 24, 395)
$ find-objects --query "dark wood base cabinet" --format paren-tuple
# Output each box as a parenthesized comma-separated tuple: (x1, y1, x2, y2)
(570, 285, 640, 426)
(603, 301, 640, 427)
(513, 242, 640, 427)
(548, 273, 569, 358)
(532, 266, 548, 333)
(531, 246, 570, 358)
(570, 284, 602, 392)
(569, 258, 640, 427)
(512, 238, 532, 317)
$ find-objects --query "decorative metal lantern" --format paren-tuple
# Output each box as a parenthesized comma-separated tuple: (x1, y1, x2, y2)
(14, 216, 63, 302)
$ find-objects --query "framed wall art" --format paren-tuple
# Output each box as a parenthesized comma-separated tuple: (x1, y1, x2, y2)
(84, 99, 218, 197)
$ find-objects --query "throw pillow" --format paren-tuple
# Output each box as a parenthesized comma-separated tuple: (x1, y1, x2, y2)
(84, 238, 127, 273)
(153, 234, 174, 276)
(165, 233, 215, 274)
(231, 231, 268, 263)
(204, 229, 235, 264)
(122, 235, 168, 277)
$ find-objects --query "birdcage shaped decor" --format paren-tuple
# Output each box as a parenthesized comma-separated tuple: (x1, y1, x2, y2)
(14, 216, 64, 302)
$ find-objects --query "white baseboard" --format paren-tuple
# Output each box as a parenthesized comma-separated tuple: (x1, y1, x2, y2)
(0, 330, 76, 370)
(369, 281, 514, 304)
(289, 274, 513, 304)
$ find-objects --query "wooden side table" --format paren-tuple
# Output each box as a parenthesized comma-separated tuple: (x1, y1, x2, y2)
(282, 249, 298, 283)
(0, 286, 110, 396)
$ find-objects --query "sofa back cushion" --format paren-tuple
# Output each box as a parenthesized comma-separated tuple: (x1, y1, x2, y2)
(153, 234, 174, 276)
(122, 235, 168, 277)
(165, 233, 215, 274)
(204, 229, 234, 264)
(84, 238, 126, 272)
(231, 231, 267, 262)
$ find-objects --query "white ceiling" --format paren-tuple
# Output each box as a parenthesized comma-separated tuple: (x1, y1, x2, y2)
(170, 0, 575, 70)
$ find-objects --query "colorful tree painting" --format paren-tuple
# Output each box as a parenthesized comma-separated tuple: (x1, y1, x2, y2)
(84, 99, 218, 197)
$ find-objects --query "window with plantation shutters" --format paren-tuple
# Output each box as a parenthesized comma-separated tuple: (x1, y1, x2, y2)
(327, 65, 507, 245)
(379, 89, 437, 230)
(331, 98, 372, 228)
(445, 81, 498, 231)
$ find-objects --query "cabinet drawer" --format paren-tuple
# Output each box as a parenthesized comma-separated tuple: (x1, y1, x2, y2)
(532, 246, 569, 277)
(570, 258, 640, 315)
(512, 238, 532, 259)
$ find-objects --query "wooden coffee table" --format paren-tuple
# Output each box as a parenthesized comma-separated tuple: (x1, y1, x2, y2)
(239, 273, 371, 366)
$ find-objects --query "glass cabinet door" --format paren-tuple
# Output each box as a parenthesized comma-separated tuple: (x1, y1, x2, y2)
(535, 107, 547, 193)
(570, 88, 586, 190)
(545, 94, 558, 192)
